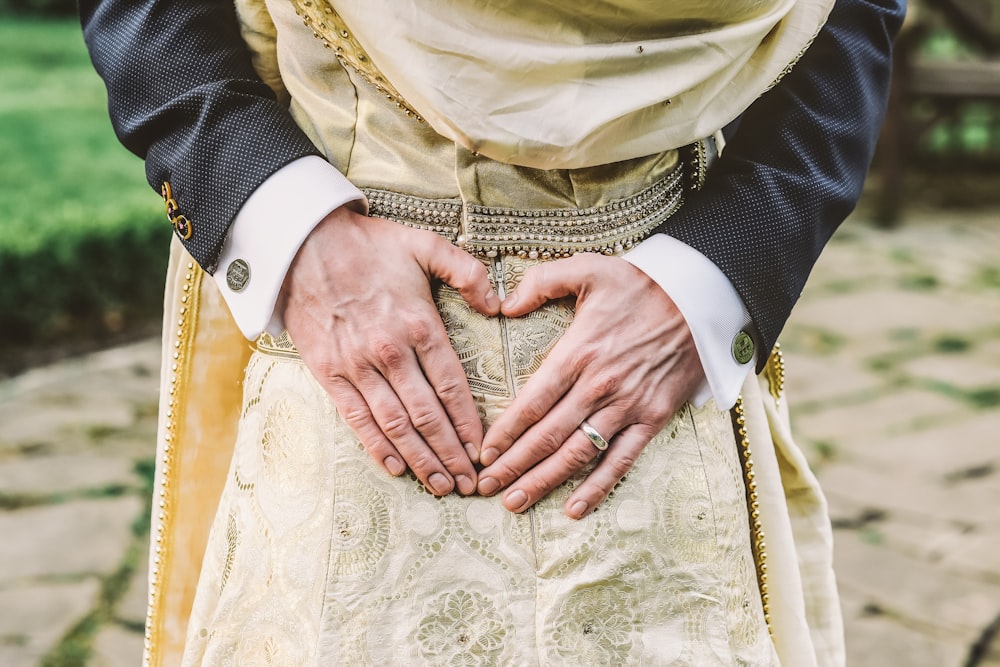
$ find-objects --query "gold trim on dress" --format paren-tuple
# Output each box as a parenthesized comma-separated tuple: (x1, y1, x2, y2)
(144, 262, 202, 665)
(733, 396, 773, 638)
(764, 343, 786, 407)
(288, 0, 424, 121)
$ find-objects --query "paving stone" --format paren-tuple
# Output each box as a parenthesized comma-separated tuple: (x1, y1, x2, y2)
(792, 388, 968, 447)
(834, 529, 1000, 638)
(848, 412, 1000, 480)
(0, 579, 100, 665)
(791, 290, 1000, 341)
(115, 544, 149, 627)
(820, 462, 1000, 525)
(843, 610, 970, 667)
(0, 339, 160, 457)
(0, 496, 142, 584)
(940, 531, 1000, 583)
(0, 454, 138, 498)
(91, 624, 144, 667)
(782, 351, 884, 406)
(903, 352, 1000, 392)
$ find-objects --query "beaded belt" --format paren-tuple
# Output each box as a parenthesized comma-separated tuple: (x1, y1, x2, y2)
(362, 162, 685, 260)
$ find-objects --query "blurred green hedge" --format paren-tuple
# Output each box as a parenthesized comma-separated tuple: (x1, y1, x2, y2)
(0, 0, 75, 16)
(0, 17, 168, 368)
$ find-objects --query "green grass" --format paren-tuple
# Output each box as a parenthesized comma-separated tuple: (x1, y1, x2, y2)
(0, 17, 160, 248)
(0, 17, 169, 351)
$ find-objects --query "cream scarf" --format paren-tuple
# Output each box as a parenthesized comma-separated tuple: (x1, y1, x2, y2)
(330, 0, 834, 168)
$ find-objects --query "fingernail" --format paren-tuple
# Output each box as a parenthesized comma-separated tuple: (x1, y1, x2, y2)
(384, 456, 405, 476)
(428, 473, 452, 495)
(503, 292, 519, 308)
(456, 474, 475, 496)
(505, 489, 528, 512)
(463, 442, 480, 465)
(484, 288, 499, 310)
(479, 476, 500, 496)
(569, 500, 589, 519)
(480, 447, 499, 466)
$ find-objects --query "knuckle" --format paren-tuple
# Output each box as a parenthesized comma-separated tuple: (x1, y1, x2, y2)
(434, 376, 467, 404)
(338, 404, 371, 428)
(607, 451, 638, 478)
(405, 317, 433, 348)
(564, 444, 595, 469)
(587, 372, 623, 402)
(380, 413, 413, 440)
(406, 451, 440, 475)
(463, 260, 489, 287)
(371, 337, 405, 368)
(519, 402, 549, 427)
(523, 475, 554, 498)
(534, 430, 565, 457)
(408, 406, 442, 434)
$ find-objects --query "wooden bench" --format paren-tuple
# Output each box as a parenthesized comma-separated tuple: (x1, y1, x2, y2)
(876, 0, 1000, 224)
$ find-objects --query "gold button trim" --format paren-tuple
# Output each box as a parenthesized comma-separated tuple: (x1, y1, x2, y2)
(143, 260, 201, 665)
(733, 396, 773, 638)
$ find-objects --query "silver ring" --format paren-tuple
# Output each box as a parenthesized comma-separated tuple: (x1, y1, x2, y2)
(579, 420, 609, 452)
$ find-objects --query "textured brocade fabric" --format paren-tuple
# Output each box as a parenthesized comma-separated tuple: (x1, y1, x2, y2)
(182, 256, 776, 666)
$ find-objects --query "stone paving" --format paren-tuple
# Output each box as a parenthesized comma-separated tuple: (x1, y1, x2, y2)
(0, 205, 998, 666)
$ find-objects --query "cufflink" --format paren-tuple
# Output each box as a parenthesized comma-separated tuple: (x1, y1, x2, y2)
(732, 330, 755, 365)
(161, 181, 193, 240)
(226, 259, 251, 292)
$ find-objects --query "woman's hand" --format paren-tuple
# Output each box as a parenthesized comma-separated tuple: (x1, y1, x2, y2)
(476, 253, 704, 518)
(281, 208, 500, 496)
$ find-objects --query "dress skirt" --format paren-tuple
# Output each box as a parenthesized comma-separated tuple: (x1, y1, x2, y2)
(181, 250, 776, 665)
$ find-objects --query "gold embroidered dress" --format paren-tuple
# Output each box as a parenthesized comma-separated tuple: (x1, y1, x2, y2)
(144, 1, 844, 665)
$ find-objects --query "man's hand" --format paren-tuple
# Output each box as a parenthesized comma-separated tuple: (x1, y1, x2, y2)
(281, 207, 500, 496)
(476, 253, 704, 518)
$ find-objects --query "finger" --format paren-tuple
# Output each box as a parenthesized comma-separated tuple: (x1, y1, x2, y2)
(498, 414, 620, 514)
(480, 322, 610, 466)
(421, 238, 500, 316)
(324, 376, 407, 477)
(412, 315, 484, 464)
(367, 336, 478, 495)
(564, 423, 655, 519)
(350, 364, 466, 496)
(501, 254, 596, 317)
(478, 380, 625, 496)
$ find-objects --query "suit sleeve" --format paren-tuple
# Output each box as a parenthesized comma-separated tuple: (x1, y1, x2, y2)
(79, 0, 321, 274)
(656, 0, 906, 370)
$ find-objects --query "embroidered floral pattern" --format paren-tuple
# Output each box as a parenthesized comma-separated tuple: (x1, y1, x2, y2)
(415, 590, 507, 665)
(552, 581, 637, 663)
(329, 469, 393, 582)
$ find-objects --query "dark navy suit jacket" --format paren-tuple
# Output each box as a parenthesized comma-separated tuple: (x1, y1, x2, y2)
(80, 0, 905, 370)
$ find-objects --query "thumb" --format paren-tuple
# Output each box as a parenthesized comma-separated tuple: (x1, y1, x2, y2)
(421, 239, 501, 316)
(501, 254, 593, 317)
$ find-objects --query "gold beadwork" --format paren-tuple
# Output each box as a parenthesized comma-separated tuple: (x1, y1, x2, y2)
(360, 165, 683, 259)
(289, 0, 424, 122)
(764, 343, 786, 406)
(143, 256, 202, 666)
(732, 396, 773, 638)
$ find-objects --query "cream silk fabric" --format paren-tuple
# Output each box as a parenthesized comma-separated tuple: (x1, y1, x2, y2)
(308, 0, 832, 168)
(142, 2, 843, 665)
(184, 272, 775, 665)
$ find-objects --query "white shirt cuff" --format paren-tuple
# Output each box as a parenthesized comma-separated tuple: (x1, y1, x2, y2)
(214, 155, 367, 339)
(623, 233, 755, 410)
